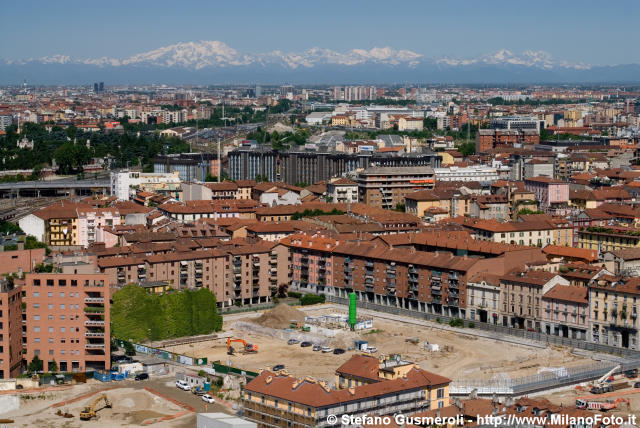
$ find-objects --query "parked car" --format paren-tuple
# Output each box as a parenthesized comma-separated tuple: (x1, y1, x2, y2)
(287, 339, 300, 345)
(272, 364, 285, 371)
(333, 348, 345, 355)
(300, 341, 312, 347)
(634, 381, 640, 388)
(192, 387, 206, 396)
(134, 373, 149, 381)
(624, 369, 638, 379)
(176, 380, 190, 391)
(321, 346, 333, 353)
(202, 394, 216, 404)
(313, 345, 322, 352)
(363, 346, 377, 354)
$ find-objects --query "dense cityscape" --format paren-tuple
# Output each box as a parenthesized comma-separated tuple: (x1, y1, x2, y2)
(2, 2, 640, 428)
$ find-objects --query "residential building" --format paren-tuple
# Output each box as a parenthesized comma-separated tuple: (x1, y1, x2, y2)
(499, 270, 570, 330)
(397, 116, 424, 132)
(76, 207, 120, 247)
(110, 170, 182, 201)
(19, 202, 89, 247)
(154, 153, 220, 182)
(0, 280, 22, 379)
(405, 189, 471, 219)
(578, 226, 640, 252)
(158, 200, 260, 222)
(475, 129, 539, 152)
(588, 278, 640, 349)
(490, 116, 544, 132)
(0, 248, 46, 276)
(228, 146, 279, 182)
(243, 362, 450, 428)
(23, 273, 110, 372)
(356, 166, 435, 210)
(466, 273, 501, 325)
(469, 195, 509, 220)
(542, 284, 589, 339)
(326, 178, 358, 204)
(524, 177, 570, 215)
(433, 166, 499, 184)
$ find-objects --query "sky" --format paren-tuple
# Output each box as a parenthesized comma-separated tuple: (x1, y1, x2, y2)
(1, 0, 638, 65)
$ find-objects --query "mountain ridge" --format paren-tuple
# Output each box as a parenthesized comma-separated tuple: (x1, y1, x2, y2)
(2, 41, 639, 84)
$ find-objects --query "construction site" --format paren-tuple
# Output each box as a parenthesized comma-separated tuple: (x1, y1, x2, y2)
(162, 303, 604, 387)
(0, 382, 199, 428)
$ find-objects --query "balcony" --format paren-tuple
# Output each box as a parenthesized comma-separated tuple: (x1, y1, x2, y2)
(84, 297, 104, 304)
(85, 343, 105, 350)
(365, 284, 374, 292)
(85, 332, 105, 338)
(84, 320, 105, 327)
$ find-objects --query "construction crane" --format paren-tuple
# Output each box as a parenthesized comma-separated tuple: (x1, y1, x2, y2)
(590, 365, 621, 394)
(227, 338, 258, 355)
(79, 394, 112, 420)
(576, 397, 630, 411)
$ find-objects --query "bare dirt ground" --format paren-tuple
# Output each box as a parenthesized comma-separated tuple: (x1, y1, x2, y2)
(163, 306, 594, 385)
(2, 383, 193, 428)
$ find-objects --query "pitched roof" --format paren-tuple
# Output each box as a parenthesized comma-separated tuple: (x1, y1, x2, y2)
(542, 245, 598, 263)
(543, 284, 588, 304)
(245, 367, 449, 408)
(335, 355, 380, 381)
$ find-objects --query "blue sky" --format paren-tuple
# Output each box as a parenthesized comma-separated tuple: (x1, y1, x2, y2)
(1, 0, 638, 64)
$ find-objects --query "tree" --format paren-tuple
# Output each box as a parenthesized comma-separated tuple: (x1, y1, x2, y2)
(458, 141, 476, 157)
(48, 359, 59, 373)
(124, 341, 136, 356)
(28, 355, 43, 373)
(54, 143, 76, 174)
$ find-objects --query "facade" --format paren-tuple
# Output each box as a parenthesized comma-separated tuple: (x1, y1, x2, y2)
(326, 178, 358, 204)
(433, 166, 499, 184)
(76, 208, 120, 247)
(524, 177, 570, 215)
(23, 273, 110, 372)
(578, 226, 640, 252)
(228, 146, 279, 182)
(158, 200, 260, 222)
(490, 116, 544, 132)
(542, 284, 589, 339)
(110, 170, 182, 201)
(98, 241, 288, 307)
(154, 153, 219, 182)
(475, 129, 539, 152)
(499, 271, 570, 331)
(466, 273, 501, 325)
(398, 116, 424, 131)
(0, 281, 22, 379)
(0, 248, 46, 276)
(588, 280, 640, 350)
(356, 166, 435, 210)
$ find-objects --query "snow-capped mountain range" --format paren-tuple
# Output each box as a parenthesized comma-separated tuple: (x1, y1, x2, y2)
(1, 41, 638, 84)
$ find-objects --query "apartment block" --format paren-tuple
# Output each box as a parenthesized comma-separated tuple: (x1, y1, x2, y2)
(243, 356, 450, 428)
(588, 278, 640, 350)
(499, 270, 569, 331)
(0, 281, 23, 379)
(98, 241, 288, 307)
(23, 273, 110, 373)
(356, 166, 435, 210)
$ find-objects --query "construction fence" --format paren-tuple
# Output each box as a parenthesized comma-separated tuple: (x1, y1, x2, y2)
(326, 296, 640, 358)
(113, 339, 208, 366)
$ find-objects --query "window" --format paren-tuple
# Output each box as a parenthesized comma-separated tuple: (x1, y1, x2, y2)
(34, 338, 40, 343)
(34, 327, 40, 332)
(437, 388, 445, 399)
(33, 292, 39, 298)
(34, 315, 40, 321)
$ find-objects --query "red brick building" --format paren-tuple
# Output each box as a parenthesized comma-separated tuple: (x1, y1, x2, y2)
(23, 273, 110, 373)
(0, 281, 23, 379)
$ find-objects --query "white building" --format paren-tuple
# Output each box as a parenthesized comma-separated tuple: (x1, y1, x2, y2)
(305, 112, 332, 125)
(434, 165, 499, 184)
(76, 208, 121, 247)
(326, 178, 358, 204)
(18, 214, 45, 242)
(110, 170, 182, 201)
(260, 190, 301, 206)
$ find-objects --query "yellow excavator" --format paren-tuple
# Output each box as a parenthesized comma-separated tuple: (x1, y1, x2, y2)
(79, 394, 112, 420)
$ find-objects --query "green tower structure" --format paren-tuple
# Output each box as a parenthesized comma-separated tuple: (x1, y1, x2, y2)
(349, 292, 357, 329)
